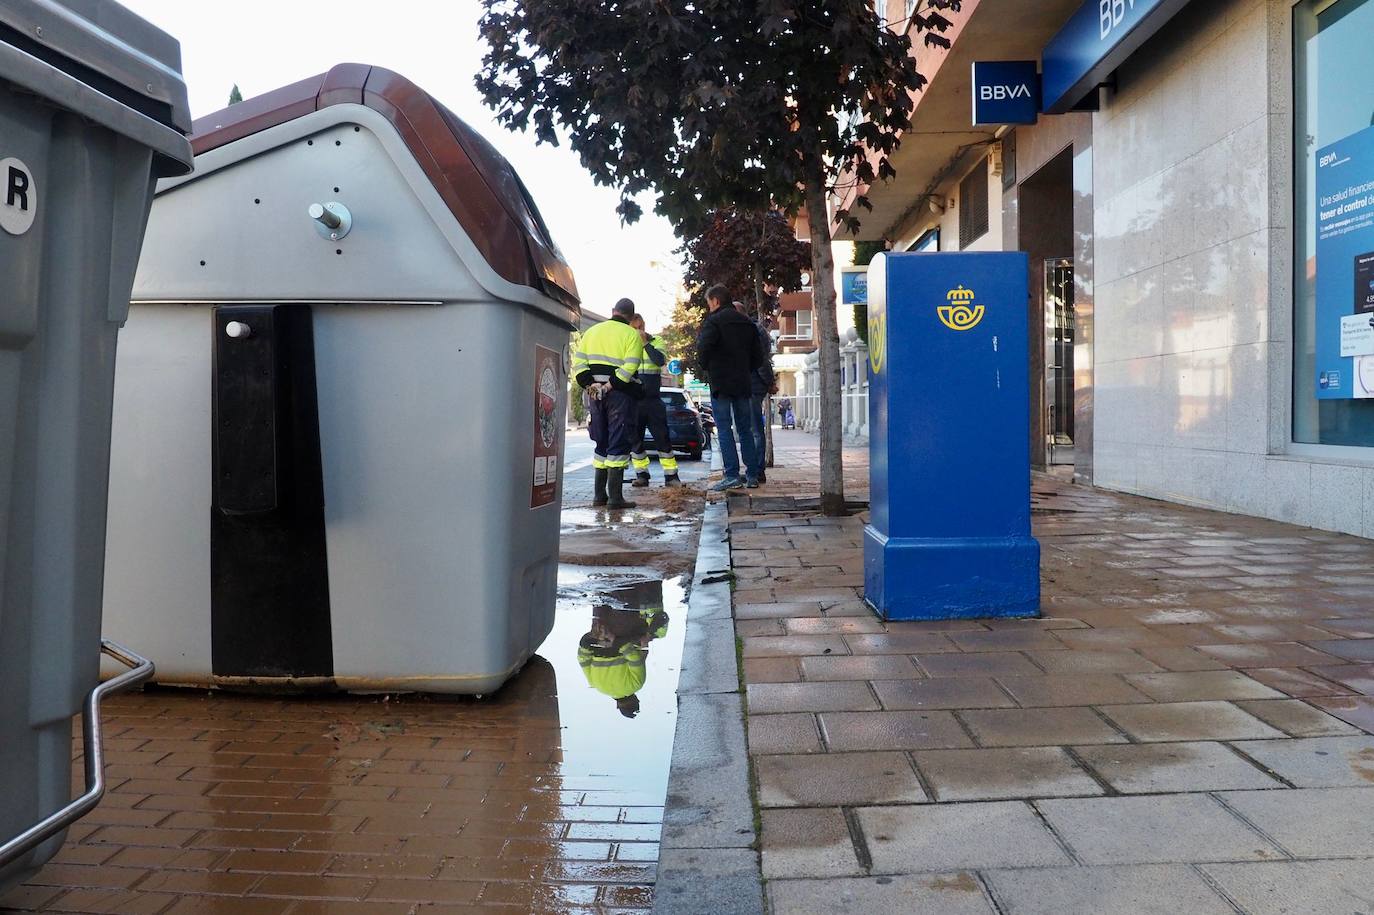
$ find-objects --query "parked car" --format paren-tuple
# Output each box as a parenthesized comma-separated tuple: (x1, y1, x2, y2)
(645, 387, 709, 461)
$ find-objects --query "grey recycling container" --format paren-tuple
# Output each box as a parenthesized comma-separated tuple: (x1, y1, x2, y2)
(101, 64, 579, 697)
(0, 0, 193, 889)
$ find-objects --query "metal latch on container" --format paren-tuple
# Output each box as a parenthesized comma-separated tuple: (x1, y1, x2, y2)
(308, 202, 352, 241)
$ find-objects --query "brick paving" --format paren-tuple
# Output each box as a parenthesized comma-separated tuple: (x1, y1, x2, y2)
(0, 437, 711, 915)
(733, 430, 1374, 914)
(0, 670, 662, 914)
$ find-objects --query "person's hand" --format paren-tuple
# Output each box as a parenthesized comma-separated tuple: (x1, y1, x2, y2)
(769, 383, 780, 395)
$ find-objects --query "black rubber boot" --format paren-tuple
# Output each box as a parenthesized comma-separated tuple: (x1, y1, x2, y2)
(606, 468, 637, 509)
(592, 468, 609, 506)
(663, 473, 682, 487)
(632, 471, 651, 488)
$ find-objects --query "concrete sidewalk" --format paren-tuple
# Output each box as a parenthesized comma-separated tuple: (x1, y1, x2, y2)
(732, 430, 1374, 914)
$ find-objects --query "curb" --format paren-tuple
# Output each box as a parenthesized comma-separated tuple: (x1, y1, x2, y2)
(652, 497, 764, 915)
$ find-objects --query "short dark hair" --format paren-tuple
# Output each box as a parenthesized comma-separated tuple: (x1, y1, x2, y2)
(612, 297, 636, 316)
(705, 285, 729, 306)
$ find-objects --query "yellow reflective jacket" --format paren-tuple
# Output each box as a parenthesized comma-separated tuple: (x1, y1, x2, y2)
(578, 643, 648, 700)
(572, 318, 644, 392)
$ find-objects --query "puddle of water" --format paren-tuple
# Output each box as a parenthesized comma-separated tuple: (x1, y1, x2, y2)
(500, 564, 689, 804)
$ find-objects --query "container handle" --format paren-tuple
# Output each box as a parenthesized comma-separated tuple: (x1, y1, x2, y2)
(0, 639, 154, 870)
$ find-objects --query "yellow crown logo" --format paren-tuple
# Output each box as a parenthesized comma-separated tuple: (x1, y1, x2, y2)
(868, 313, 886, 374)
(937, 284, 984, 331)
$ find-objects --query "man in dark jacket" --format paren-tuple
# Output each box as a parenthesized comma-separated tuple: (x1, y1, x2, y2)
(736, 300, 776, 484)
(697, 285, 766, 489)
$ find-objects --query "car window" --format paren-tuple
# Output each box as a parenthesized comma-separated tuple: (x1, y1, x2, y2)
(661, 393, 688, 407)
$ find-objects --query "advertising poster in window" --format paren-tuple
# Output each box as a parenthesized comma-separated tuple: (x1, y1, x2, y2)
(1315, 124, 1374, 399)
(531, 344, 562, 507)
(841, 267, 868, 306)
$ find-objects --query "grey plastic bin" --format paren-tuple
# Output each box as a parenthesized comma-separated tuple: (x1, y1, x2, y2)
(101, 65, 579, 697)
(0, 0, 191, 889)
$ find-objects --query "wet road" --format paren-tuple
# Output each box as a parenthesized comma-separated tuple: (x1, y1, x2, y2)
(0, 433, 710, 914)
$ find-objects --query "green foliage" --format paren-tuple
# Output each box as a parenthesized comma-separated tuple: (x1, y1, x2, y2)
(852, 240, 886, 343)
(475, 1, 960, 232)
(227, 84, 243, 106)
(659, 297, 705, 380)
(679, 208, 810, 311)
(568, 379, 586, 424)
(852, 240, 887, 266)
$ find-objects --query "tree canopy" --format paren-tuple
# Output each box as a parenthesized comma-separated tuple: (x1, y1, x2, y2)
(227, 84, 243, 106)
(679, 208, 811, 312)
(476, 0, 958, 230)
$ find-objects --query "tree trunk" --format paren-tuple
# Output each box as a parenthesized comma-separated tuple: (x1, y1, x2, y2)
(804, 177, 845, 516)
(753, 260, 765, 311)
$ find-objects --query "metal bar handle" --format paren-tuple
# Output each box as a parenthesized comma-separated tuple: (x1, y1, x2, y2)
(0, 639, 154, 870)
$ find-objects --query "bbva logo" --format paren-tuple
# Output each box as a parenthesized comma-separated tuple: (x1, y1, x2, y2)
(979, 84, 1032, 101)
(1319, 151, 1339, 168)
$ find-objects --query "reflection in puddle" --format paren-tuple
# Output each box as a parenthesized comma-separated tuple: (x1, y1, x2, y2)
(511, 567, 688, 804)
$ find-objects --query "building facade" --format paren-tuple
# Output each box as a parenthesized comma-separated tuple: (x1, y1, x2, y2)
(847, 0, 1374, 538)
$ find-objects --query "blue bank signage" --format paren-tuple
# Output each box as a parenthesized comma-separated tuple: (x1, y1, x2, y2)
(1041, 0, 1192, 113)
(1315, 125, 1374, 399)
(864, 252, 1040, 621)
(971, 61, 1040, 126)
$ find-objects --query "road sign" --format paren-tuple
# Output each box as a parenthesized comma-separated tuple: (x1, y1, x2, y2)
(667, 358, 683, 375)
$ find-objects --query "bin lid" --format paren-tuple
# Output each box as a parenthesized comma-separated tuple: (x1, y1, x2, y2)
(189, 64, 579, 310)
(0, 0, 192, 173)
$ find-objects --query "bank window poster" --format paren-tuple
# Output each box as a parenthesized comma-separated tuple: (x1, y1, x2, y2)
(1316, 124, 1374, 399)
(842, 267, 868, 306)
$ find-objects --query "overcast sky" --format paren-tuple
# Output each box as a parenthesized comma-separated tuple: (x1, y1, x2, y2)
(121, 0, 685, 325)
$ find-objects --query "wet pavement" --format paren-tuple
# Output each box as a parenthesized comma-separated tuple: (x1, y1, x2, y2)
(0, 433, 710, 914)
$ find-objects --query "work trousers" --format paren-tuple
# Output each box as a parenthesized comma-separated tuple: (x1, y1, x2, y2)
(588, 387, 636, 469)
(631, 396, 679, 475)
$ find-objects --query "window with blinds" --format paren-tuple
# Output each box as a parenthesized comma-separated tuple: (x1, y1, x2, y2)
(959, 158, 989, 249)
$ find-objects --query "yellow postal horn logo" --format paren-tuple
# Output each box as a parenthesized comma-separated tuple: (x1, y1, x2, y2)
(868, 312, 886, 374)
(938, 285, 984, 331)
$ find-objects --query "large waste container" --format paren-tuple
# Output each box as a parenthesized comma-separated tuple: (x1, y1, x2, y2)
(0, 0, 192, 887)
(102, 64, 580, 696)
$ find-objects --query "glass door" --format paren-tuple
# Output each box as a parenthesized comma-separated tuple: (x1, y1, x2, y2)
(1044, 258, 1075, 466)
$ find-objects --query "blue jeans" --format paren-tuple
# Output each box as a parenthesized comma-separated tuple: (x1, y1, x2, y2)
(750, 395, 767, 465)
(711, 395, 762, 482)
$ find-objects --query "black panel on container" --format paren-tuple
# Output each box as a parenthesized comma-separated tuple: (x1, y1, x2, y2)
(210, 305, 333, 679)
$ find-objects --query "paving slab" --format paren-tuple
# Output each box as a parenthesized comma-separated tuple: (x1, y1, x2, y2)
(1311, 696, 1374, 733)
(1201, 859, 1374, 915)
(759, 808, 862, 879)
(1244, 667, 1357, 697)
(871, 677, 1016, 711)
(857, 802, 1072, 873)
(1230, 735, 1374, 787)
(913, 652, 1043, 678)
(1303, 638, 1374, 662)
(1123, 670, 1285, 701)
(746, 714, 823, 755)
(1036, 794, 1285, 864)
(768, 873, 996, 915)
(818, 710, 974, 752)
(985, 864, 1237, 915)
(1216, 787, 1374, 857)
(744, 681, 880, 714)
(960, 707, 1128, 747)
(914, 747, 1102, 801)
(1234, 699, 1363, 737)
(797, 655, 923, 681)
(1025, 650, 1164, 675)
(997, 674, 1153, 707)
(1097, 701, 1286, 742)
(1073, 742, 1282, 793)
(755, 752, 928, 808)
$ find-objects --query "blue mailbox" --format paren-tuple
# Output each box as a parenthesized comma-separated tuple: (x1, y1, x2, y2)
(865, 252, 1040, 620)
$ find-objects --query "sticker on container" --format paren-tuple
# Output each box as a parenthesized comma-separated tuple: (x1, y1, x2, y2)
(0, 157, 36, 236)
(531, 344, 563, 508)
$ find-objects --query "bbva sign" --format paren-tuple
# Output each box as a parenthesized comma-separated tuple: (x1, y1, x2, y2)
(971, 60, 1041, 127)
